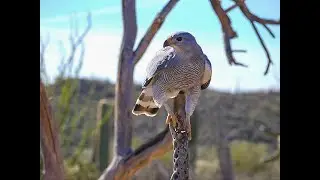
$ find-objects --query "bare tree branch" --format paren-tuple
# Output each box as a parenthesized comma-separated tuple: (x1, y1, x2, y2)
(98, 94, 189, 180)
(261, 23, 276, 38)
(40, 79, 65, 180)
(98, 126, 172, 180)
(233, 0, 280, 25)
(133, 0, 179, 65)
(233, 0, 280, 75)
(209, 0, 237, 39)
(225, 3, 238, 13)
(223, 33, 248, 67)
(60, 13, 92, 77)
(250, 21, 273, 75)
(209, 0, 279, 74)
(209, 0, 248, 67)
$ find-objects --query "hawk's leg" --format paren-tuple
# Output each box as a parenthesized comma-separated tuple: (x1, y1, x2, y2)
(185, 85, 201, 140)
(152, 86, 178, 126)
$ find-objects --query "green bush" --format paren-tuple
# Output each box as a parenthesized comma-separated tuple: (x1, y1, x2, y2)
(64, 159, 100, 180)
(230, 140, 268, 173)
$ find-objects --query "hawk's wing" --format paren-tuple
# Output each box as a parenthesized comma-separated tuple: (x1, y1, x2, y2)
(142, 46, 178, 88)
(201, 54, 212, 90)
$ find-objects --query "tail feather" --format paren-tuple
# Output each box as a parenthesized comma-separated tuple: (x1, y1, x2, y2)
(132, 89, 160, 117)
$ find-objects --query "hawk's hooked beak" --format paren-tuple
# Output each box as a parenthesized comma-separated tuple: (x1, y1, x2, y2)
(163, 38, 172, 47)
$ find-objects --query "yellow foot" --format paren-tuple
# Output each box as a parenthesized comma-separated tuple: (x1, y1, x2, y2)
(165, 114, 178, 128)
(165, 114, 171, 124)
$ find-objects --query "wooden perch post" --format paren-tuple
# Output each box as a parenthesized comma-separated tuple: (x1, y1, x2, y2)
(40, 79, 65, 180)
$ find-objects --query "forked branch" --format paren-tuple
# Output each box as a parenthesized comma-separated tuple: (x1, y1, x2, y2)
(233, 0, 280, 75)
(59, 13, 92, 77)
(210, 0, 280, 74)
(98, 126, 173, 180)
(233, 0, 280, 25)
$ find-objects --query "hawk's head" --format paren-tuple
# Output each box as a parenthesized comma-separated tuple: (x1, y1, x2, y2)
(163, 31, 201, 52)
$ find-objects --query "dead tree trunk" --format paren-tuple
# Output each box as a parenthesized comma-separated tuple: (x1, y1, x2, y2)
(40, 79, 65, 180)
(98, 0, 179, 179)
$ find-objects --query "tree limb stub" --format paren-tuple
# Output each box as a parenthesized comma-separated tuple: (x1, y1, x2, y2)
(133, 0, 179, 65)
(209, 0, 248, 67)
(98, 126, 173, 180)
(40, 79, 65, 180)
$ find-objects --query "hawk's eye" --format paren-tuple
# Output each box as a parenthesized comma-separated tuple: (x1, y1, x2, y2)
(176, 37, 182, 41)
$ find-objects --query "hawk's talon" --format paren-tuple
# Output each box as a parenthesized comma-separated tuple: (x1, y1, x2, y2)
(165, 114, 171, 124)
(165, 114, 178, 128)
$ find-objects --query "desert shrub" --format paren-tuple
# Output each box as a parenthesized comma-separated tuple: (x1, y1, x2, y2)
(64, 159, 99, 180)
(230, 140, 268, 173)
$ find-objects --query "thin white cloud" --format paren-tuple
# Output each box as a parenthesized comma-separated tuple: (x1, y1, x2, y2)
(40, 0, 168, 24)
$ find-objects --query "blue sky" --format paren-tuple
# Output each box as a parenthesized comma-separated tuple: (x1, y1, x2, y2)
(40, 0, 280, 92)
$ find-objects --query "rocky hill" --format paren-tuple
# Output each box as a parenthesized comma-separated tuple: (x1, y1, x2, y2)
(48, 78, 280, 147)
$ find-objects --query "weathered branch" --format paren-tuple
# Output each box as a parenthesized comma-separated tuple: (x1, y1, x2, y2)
(233, 0, 280, 75)
(40, 79, 65, 180)
(223, 33, 248, 67)
(209, 0, 280, 74)
(133, 0, 179, 65)
(209, 0, 248, 67)
(250, 21, 273, 75)
(234, 0, 280, 25)
(98, 126, 172, 180)
(225, 3, 238, 13)
(209, 0, 237, 39)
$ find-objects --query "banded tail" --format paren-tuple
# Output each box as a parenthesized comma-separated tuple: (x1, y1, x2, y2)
(132, 89, 160, 117)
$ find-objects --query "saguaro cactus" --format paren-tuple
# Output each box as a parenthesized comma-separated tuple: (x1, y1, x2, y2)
(92, 99, 114, 173)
